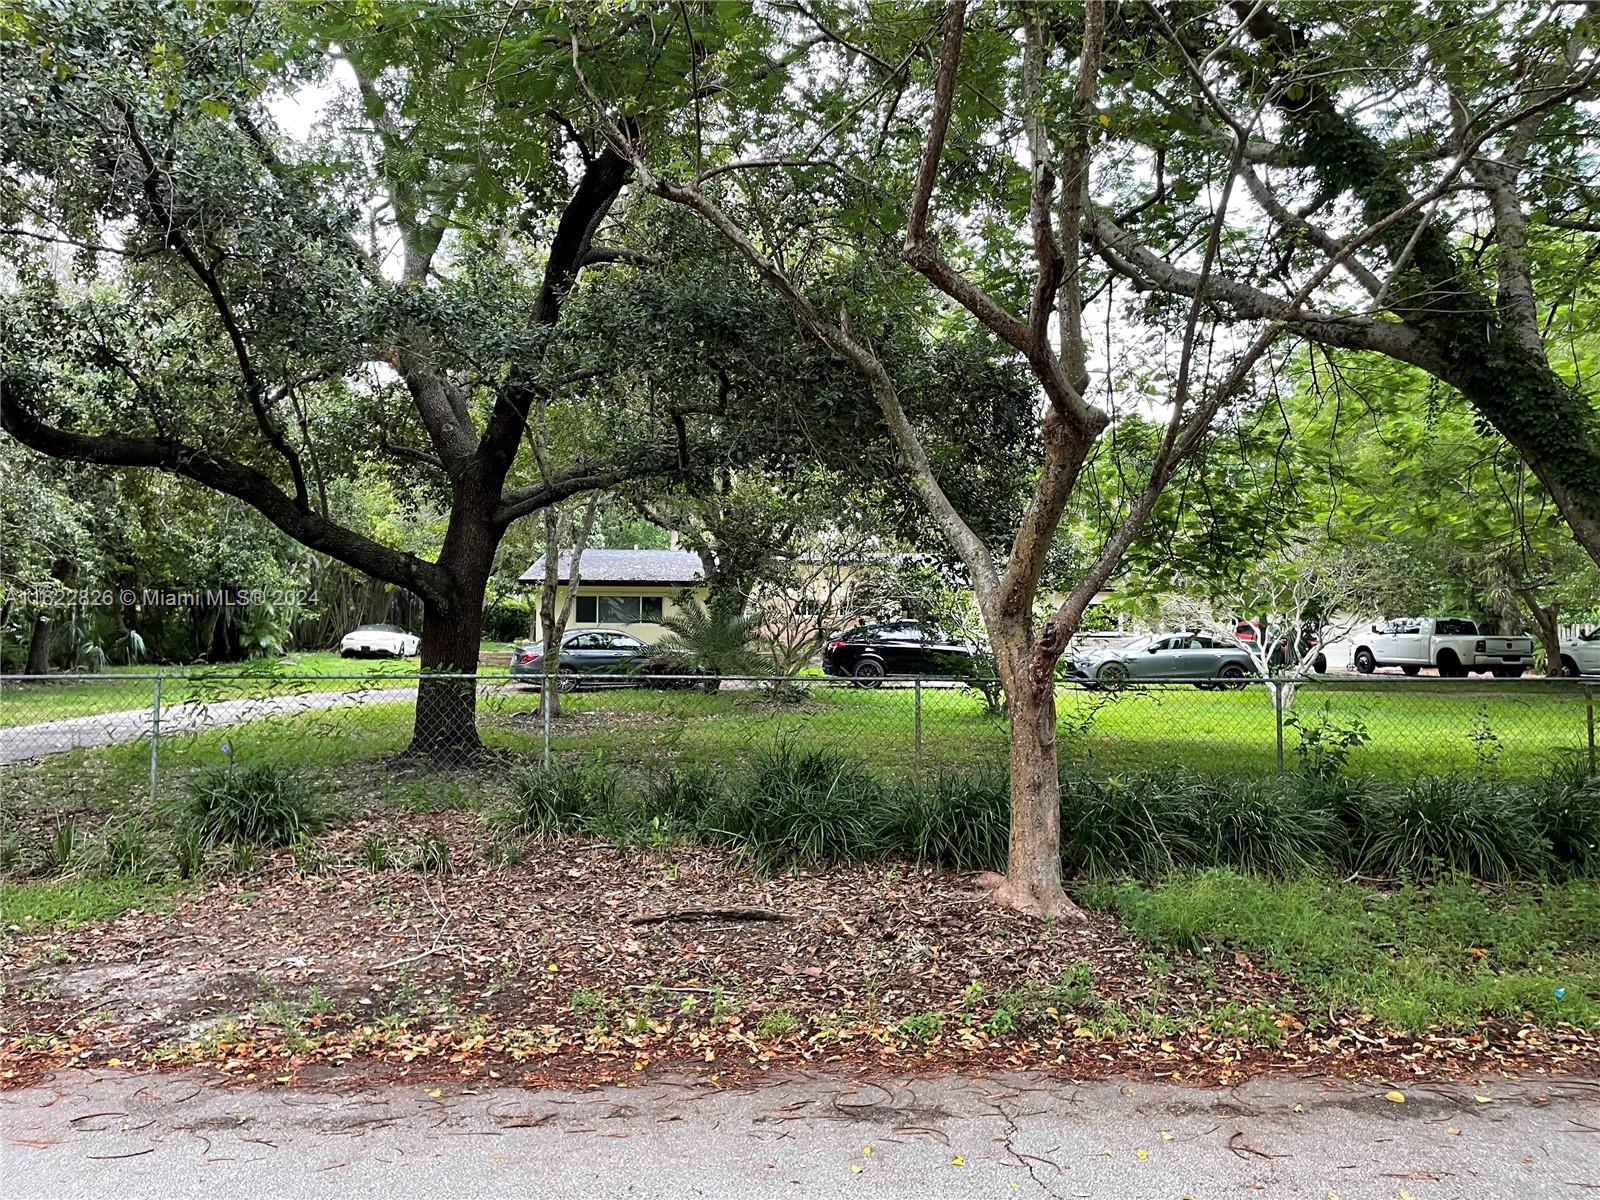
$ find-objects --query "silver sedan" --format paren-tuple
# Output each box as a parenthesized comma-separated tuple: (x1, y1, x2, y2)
(1067, 633, 1257, 687)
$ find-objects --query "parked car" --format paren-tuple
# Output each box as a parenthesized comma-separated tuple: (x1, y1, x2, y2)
(509, 627, 698, 689)
(1559, 628, 1600, 677)
(821, 621, 976, 685)
(1350, 617, 1533, 678)
(339, 623, 420, 658)
(1067, 632, 1258, 686)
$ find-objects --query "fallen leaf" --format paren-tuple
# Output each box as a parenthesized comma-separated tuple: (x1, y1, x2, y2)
(1447, 1126, 1461, 1136)
(1475, 1095, 1493, 1104)
(951, 1156, 966, 1167)
(1384, 1091, 1405, 1103)
(427, 1088, 442, 1098)
(862, 1146, 872, 1155)
(850, 1165, 862, 1174)
(1136, 1148, 1149, 1161)
(1160, 1130, 1175, 1142)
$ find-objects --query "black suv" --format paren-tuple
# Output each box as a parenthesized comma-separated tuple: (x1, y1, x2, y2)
(821, 621, 976, 685)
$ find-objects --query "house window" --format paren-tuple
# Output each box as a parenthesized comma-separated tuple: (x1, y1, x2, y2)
(573, 594, 668, 624)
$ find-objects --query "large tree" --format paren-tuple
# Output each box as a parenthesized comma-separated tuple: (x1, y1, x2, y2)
(575, 0, 1297, 917)
(0, 3, 737, 752)
(1083, 2, 1600, 565)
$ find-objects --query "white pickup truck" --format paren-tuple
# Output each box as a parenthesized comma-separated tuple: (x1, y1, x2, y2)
(1351, 617, 1534, 678)
(1559, 628, 1600, 677)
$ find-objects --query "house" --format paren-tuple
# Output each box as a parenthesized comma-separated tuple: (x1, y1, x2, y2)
(520, 549, 709, 644)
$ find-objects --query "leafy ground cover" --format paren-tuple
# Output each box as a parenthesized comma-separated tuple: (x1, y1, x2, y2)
(3, 816, 1594, 1090)
(2, 746, 1597, 1090)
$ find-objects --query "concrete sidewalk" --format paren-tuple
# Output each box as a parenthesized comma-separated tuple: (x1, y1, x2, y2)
(4, 1067, 1596, 1199)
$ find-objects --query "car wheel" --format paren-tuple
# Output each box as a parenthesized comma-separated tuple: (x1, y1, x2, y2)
(1096, 661, 1129, 686)
(1401, 665, 1420, 676)
(1491, 666, 1525, 679)
(1436, 653, 1465, 678)
(1216, 663, 1248, 689)
(557, 674, 580, 694)
(1353, 648, 1376, 674)
(1560, 656, 1581, 677)
(851, 659, 886, 688)
(341, 648, 354, 659)
(1313, 654, 1328, 674)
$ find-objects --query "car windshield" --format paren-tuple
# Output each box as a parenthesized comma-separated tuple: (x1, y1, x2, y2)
(355, 624, 404, 634)
(1581, 629, 1600, 642)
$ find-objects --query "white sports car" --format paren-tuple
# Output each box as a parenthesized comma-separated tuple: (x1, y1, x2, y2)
(1559, 629, 1600, 677)
(339, 624, 421, 658)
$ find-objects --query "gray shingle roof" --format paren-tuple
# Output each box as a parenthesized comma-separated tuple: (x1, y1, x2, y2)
(519, 549, 705, 585)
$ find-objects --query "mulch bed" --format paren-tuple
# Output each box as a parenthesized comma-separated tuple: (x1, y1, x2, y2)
(3, 812, 1596, 1091)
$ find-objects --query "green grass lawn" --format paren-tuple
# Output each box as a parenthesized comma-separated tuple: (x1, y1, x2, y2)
(541, 679, 1592, 781)
(1091, 869, 1600, 1033)
(0, 643, 517, 729)
(1, 677, 1591, 827)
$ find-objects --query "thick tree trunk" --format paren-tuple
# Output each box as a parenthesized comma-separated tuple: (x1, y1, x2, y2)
(410, 503, 497, 758)
(24, 615, 52, 674)
(992, 644, 1084, 922)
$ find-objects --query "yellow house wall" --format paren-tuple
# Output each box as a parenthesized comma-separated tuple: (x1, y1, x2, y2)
(537, 584, 709, 645)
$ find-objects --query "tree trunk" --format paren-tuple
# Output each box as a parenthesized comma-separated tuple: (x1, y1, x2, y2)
(24, 615, 52, 674)
(410, 506, 497, 758)
(537, 495, 600, 719)
(993, 647, 1083, 922)
(1520, 593, 1563, 677)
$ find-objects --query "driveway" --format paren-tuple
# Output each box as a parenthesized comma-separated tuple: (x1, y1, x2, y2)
(0, 687, 422, 766)
(4, 1067, 1595, 1199)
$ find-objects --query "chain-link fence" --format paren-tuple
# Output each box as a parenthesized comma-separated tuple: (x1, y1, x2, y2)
(1, 671, 1595, 814)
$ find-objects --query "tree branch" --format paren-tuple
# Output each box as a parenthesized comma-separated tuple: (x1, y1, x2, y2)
(1, 391, 445, 603)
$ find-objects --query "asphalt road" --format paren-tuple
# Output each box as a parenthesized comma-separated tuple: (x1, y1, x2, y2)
(4, 1067, 1596, 1199)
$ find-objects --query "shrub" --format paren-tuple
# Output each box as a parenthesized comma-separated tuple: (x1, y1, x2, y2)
(1360, 775, 1550, 881)
(481, 597, 532, 644)
(1060, 771, 1202, 877)
(1525, 757, 1600, 876)
(182, 762, 322, 848)
(502, 761, 621, 838)
(712, 741, 890, 869)
(0, 831, 23, 875)
(897, 1012, 943, 1041)
(98, 820, 150, 876)
(414, 836, 452, 877)
(360, 830, 394, 872)
(1284, 704, 1370, 779)
(642, 764, 729, 832)
(44, 822, 78, 873)
(171, 826, 205, 880)
(893, 768, 1009, 871)
(1190, 778, 1337, 876)
(755, 1009, 800, 1039)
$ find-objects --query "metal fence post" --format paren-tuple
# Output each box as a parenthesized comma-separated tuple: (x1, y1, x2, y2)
(1272, 679, 1285, 777)
(542, 674, 552, 769)
(914, 679, 923, 776)
(148, 678, 160, 809)
(1588, 685, 1596, 776)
